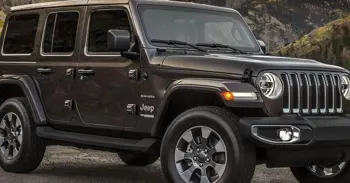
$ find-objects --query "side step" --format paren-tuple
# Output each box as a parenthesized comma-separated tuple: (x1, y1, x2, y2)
(37, 127, 160, 153)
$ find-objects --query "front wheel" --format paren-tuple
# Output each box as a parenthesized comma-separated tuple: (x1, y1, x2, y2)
(161, 106, 256, 183)
(291, 162, 350, 183)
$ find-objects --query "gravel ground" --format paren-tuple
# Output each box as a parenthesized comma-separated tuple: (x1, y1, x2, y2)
(0, 146, 298, 183)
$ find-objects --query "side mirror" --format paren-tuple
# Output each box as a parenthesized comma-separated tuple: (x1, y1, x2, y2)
(107, 29, 131, 52)
(257, 40, 267, 54)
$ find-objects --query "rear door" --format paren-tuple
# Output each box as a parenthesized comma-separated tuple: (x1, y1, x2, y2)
(35, 7, 83, 123)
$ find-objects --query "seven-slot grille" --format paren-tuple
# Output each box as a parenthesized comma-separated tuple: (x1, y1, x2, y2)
(280, 72, 343, 115)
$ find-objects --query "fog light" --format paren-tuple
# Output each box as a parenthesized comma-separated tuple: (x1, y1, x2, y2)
(278, 128, 293, 141)
(252, 125, 301, 144)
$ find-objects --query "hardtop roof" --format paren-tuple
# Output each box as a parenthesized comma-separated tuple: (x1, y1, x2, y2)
(10, 0, 239, 14)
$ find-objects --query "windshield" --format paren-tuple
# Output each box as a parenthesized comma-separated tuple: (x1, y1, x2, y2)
(138, 5, 260, 52)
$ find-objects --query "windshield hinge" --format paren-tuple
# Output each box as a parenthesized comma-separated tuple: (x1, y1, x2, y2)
(242, 68, 254, 83)
(156, 48, 167, 53)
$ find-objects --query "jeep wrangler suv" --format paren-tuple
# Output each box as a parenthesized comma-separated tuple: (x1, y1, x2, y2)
(0, 0, 350, 183)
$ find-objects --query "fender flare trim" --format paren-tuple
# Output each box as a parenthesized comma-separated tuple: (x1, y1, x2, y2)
(0, 75, 47, 125)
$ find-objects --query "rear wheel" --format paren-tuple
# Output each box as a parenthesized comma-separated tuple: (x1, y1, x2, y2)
(291, 162, 350, 183)
(118, 152, 159, 166)
(0, 98, 46, 173)
(161, 106, 256, 183)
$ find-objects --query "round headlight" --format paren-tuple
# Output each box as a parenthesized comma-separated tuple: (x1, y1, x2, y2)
(341, 76, 350, 100)
(259, 73, 283, 99)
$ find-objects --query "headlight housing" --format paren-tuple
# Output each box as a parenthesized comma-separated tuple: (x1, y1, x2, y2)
(341, 76, 350, 100)
(259, 73, 283, 99)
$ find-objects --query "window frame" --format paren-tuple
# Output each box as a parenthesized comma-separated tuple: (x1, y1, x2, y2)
(1, 13, 40, 56)
(40, 10, 80, 57)
(84, 8, 132, 57)
(137, 4, 261, 52)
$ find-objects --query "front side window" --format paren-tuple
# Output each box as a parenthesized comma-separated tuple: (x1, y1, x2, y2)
(42, 12, 79, 54)
(87, 9, 130, 53)
(3, 14, 39, 54)
(138, 5, 259, 52)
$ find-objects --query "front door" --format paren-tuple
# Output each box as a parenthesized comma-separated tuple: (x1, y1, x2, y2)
(35, 9, 83, 123)
(75, 7, 139, 128)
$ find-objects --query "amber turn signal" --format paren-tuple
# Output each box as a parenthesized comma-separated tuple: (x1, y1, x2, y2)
(221, 91, 235, 101)
(221, 91, 258, 101)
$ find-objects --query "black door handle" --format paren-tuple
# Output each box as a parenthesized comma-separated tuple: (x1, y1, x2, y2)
(78, 69, 95, 76)
(37, 68, 52, 74)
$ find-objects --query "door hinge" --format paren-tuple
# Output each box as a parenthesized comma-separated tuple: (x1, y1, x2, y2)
(66, 68, 75, 77)
(128, 69, 139, 80)
(127, 104, 137, 115)
(64, 100, 73, 110)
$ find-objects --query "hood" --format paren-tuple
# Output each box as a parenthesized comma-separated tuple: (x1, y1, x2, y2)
(160, 53, 349, 76)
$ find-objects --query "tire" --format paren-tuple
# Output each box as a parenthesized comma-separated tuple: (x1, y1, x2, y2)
(118, 152, 159, 166)
(161, 106, 256, 183)
(291, 162, 350, 183)
(0, 97, 46, 173)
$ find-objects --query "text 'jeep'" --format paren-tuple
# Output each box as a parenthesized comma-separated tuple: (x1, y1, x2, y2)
(0, 0, 350, 183)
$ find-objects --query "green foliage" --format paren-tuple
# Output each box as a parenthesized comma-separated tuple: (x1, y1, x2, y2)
(0, 19, 3, 33)
(0, 11, 4, 33)
(273, 16, 350, 69)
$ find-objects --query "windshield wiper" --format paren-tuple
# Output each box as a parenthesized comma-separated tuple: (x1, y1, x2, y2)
(151, 39, 207, 52)
(196, 43, 246, 54)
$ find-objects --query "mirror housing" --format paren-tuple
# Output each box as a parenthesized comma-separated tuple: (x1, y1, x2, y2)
(107, 29, 131, 52)
(257, 40, 267, 54)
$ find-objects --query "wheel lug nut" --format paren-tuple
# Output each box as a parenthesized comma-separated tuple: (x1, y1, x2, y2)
(193, 157, 198, 161)
(206, 158, 210, 162)
(197, 148, 201, 152)
(204, 149, 208, 153)
(200, 163, 204, 167)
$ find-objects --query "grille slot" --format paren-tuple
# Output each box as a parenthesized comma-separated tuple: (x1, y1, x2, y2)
(280, 72, 343, 115)
(326, 75, 335, 113)
(281, 74, 290, 113)
(300, 74, 309, 113)
(334, 75, 342, 112)
(291, 74, 300, 113)
(318, 74, 326, 113)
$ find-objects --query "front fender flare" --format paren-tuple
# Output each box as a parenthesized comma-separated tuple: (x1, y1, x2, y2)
(151, 78, 264, 136)
(0, 75, 46, 125)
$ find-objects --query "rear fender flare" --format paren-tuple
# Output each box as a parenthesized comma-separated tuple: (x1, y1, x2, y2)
(0, 75, 47, 125)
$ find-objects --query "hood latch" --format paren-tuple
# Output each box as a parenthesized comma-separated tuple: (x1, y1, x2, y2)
(242, 68, 254, 83)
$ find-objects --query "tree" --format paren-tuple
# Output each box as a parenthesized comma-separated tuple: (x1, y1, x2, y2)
(0, 0, 40, 14)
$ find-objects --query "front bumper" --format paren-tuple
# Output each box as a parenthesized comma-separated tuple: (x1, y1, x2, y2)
(239, 114, 350, 167)
(240, 114, 350, 147)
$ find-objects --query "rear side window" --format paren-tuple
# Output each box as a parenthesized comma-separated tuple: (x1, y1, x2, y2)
(88, 10, 130, 53)
(42, 12, 79, 54)
(3, 14, 39, 54)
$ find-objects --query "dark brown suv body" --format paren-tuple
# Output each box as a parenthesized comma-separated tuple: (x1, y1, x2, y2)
(0, 0, 350, 183)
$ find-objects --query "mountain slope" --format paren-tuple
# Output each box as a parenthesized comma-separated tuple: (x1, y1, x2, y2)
(273, 16, 350, 69)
